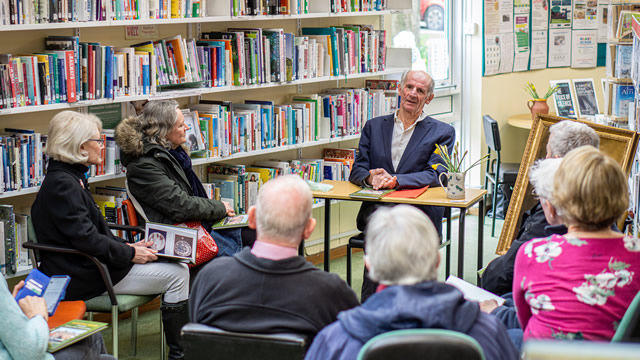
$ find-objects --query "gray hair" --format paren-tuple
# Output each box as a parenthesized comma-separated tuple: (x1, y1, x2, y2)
(529, 158, 563, 200)
(255, 175, 313, 245)
(400, 70, 435, 97)
(365, 205, 439, 285)
(548, 120, 599, 157)
(138, 100, 179, 149)
(46, 111, 102, 164)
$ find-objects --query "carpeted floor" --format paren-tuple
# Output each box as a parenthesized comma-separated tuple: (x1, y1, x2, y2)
(101, 215, 505, 359)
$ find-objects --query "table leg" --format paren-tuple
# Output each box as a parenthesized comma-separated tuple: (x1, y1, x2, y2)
(324, 199, 331, 272)
(445, 208, 451, 278)
(477, 199, 485, 285)
(457, 208, 466, 278)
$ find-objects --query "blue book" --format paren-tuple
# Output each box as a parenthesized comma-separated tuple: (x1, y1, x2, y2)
(15, 269, 70, 316)
(104, 46, 113, 98)
(245, 100, 274, 148)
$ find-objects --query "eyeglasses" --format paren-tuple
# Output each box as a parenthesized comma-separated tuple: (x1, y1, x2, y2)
(86, 138, 104, 145)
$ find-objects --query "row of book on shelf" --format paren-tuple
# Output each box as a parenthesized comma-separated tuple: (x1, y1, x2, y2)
(0, 146, 357, 275)
(0, 0, 391, 25)
(0, 79, 397, 193)
(0, 25, 387, 110)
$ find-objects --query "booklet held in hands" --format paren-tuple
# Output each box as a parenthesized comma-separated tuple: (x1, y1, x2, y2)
(144, 222, 198, 264)
(445, 275, 505, 306)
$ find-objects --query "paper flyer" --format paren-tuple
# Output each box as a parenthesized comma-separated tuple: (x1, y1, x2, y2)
(550, 0, 573, 28)
(514, 0, 531, 14)
(530, 30, 549, 69)
(548, 28, 572, 67)
(597, 1, 609, 42)
(531, 0, 550, 30)
(513, 14, 531, 71)
(572, 0, 599, 30)
(484, 0, 514, 34)
(571, 29, 597, 67)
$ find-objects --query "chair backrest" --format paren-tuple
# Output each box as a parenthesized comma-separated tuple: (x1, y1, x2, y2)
(356, 329, 485, 360)
(524, 339, 640, 360)
(181, 323, 309, 360)
(612, 291, 640, 343)
(483, 115, 501, 152)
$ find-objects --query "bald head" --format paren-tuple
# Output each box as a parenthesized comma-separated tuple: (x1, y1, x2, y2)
(251, 175, 315, 246)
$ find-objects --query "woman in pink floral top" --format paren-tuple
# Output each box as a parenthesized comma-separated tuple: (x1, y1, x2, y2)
(513, 146, 640, 341)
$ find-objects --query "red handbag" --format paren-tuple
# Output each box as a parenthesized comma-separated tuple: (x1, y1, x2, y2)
(174, 221, 218, 268)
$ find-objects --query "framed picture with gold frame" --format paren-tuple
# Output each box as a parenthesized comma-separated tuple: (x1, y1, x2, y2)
(495, 113, 639, 255)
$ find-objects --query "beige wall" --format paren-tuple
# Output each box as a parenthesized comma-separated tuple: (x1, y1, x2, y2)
(480, 67, 607, 164)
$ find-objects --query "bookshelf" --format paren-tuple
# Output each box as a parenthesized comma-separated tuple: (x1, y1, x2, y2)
(603, 1, 640, 127)
(0, 0, 413, 278)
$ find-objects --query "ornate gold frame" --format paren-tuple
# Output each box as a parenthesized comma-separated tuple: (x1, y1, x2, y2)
(495, 114, 640, 254)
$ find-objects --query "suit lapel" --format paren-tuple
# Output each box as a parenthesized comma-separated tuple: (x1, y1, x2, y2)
(396, 118, 431, 173)
(381, 115, 395, 170)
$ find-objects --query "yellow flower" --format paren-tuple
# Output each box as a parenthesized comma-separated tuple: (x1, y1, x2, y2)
(431, 164, 440, 170)
(434, 147, 440, 155)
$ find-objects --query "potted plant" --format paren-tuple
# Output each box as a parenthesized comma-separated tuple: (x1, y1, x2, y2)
(524, 82, 559, 120)
(433, 143, 488, 199)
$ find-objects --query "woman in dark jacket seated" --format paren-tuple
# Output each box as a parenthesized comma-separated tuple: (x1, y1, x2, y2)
(31, 111, 189, 360)
(115, 100, 246, 257)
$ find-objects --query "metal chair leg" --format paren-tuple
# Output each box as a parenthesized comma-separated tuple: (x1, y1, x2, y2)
(131, 307, 138, 356)
(160, 311, 166, 360)
(112, 305, 119, 359)
(346, 243, 352, 286)
(491, 181, 499, 237)
(88, 312, 94, 321)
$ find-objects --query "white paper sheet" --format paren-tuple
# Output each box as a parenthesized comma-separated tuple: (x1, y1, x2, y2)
(572, 0, 599, 29)
(513, 14, 531, 71)
(550, 0, 573, 28)
(571, 29, 597, 67)
(445, 276, 506, 306)
(549, 28, 572, 67)
(531, 0, 550, 30)
(530, 30, 548, 69)
(597, 1, 609, 42)
(484, 0, 515, 34)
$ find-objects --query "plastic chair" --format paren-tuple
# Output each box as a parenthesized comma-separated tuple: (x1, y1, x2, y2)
(483, 115, 520, 237)
(612, 290, 640, 343)
(23, 222, 164, 360)
(357, 329, 485, 360)
(48, 300, 87, 329)
(181, 323, 308, 360)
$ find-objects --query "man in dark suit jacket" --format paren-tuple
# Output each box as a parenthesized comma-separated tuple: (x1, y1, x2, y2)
(349, 70, 455, 300)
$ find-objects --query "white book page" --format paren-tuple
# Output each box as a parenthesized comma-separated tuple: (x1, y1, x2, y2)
(445, 275, 506, 306)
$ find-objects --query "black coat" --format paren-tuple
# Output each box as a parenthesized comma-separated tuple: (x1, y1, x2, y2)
(190, 248, 359, 340)
(31, 160, 135, 300)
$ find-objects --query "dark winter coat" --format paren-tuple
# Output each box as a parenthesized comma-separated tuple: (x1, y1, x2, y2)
(31, 160, 135, 300)
(116, 117, 226, 225)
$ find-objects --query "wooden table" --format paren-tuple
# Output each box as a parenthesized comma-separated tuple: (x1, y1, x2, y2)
(507, 113, 558, 129)
(311, 181, 487, 280)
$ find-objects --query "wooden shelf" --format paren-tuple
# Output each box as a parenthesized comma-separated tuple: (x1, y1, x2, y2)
(0, 9, 408, 32)
(0, 68, 404, 116)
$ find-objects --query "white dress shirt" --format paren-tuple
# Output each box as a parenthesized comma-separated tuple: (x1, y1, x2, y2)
(391, 109, 428, 171)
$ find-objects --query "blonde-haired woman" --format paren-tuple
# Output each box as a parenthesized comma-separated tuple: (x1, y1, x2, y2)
(31, 111, 190, 360)
(513, 146, 640, 341)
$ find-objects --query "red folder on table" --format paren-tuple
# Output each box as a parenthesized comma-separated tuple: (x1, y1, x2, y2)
(383, 186, 429, 199)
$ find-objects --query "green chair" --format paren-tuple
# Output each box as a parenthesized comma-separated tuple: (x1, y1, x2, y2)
(23, 223, 165, 359)
(612, 290, 640, 343)
(356, 329, 485, 360)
